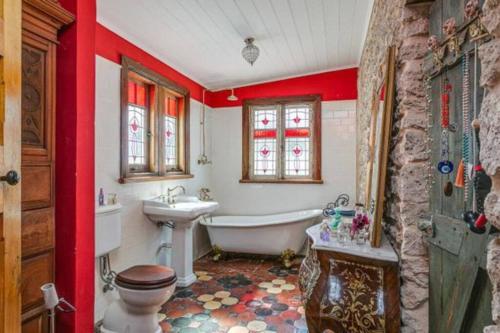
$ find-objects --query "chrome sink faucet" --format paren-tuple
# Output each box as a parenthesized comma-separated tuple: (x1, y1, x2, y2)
(167, 185, 186, 204)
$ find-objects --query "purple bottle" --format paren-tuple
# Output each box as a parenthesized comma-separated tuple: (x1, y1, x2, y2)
(98, 188, 105, 206)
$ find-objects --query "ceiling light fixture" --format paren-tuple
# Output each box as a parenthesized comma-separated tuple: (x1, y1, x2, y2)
(227, 89, 238, 101)
(242, 37, 259, 66)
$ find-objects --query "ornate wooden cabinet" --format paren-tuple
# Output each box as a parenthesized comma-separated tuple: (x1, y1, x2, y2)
(299, 224, 400, 333)
(21, 1, 73, 332)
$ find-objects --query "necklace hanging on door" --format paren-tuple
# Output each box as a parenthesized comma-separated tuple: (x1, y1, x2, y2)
(456, 53, 471, 202)
(438, 77, 454, 196)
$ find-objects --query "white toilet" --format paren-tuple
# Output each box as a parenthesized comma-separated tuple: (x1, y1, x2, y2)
(96, 204, 177, 333)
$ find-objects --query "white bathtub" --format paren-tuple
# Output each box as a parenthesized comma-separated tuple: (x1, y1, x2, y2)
(200, 209, 323, 255)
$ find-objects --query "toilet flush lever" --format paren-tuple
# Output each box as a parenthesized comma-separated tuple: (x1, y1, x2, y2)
(0, 170, 20, 186)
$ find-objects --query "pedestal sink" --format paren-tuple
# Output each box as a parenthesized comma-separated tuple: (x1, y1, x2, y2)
(143, 195, 219, 287)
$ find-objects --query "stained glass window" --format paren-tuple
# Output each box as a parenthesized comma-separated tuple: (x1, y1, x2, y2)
(285, 105, 311, 176)
(128, 81, 148, 169)
(121, 59, 191, 181)
(252, 108, 277, 176)
(164, 95, 178, 169)
(247, 98, 319, 182)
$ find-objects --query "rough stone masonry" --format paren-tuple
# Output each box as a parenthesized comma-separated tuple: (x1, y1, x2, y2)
(357, 1, 431, 332)
(482, 0, 500, 332)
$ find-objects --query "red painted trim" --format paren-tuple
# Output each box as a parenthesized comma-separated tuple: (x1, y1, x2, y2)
(56, 1, 96, 332)
(95, 23, 358, 108)
(209, 68, 358, 108)
(96, 23, 207, 103)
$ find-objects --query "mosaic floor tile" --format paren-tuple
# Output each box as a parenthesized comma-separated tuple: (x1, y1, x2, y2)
(197, 294, 215, 302)
(214, 290, 231, 298)
(227, 326, 249, 333)
(160, 256, 306, 333)
(247, 320, 267, 331)
(281, 284, 296, 291)
(221, 297, 239, 305)
(267, 287, 282, 294)
(203, 301, 222, 310)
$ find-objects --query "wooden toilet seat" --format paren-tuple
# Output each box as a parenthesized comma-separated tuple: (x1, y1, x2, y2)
(115, 265, 177, 290)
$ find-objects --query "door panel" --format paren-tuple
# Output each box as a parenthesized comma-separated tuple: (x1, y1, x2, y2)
(21, 251, 53, 311)
(21, 208, 54, 257)
(21, 164, 52, 210)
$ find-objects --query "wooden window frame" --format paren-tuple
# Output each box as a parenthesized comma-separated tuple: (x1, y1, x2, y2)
(119, 56, 192, 183)
(126, 77, 152, 173)
(241, 95, 322, 184)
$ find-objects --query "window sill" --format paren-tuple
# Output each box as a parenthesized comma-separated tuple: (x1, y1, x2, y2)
(119, 174, 194, 184)
(239, 179, 324, 185)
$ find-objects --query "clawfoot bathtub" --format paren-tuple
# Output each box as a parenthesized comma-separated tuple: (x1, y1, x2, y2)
(200, 209, 323, 264)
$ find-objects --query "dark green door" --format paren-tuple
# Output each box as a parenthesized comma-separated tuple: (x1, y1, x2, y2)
(427, 1, 494, 332)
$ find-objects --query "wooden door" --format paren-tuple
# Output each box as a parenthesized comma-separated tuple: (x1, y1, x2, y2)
(0, 0, 23, 332)
(426, 0, 495, 331)
(20, 1, 73, 332)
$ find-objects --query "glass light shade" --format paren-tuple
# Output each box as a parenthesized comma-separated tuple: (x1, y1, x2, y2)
(242, 37, 259, 66)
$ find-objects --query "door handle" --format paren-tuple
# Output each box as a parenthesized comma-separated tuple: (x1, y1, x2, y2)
(0, 170, 20, 186)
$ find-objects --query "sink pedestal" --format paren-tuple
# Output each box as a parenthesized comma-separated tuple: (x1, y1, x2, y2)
(171, 222, 196, 287)
(143, 195, 219, 287)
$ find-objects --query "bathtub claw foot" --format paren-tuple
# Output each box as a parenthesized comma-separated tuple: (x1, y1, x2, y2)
(212, 245, 223, 262)
(281, 249, 296, 268)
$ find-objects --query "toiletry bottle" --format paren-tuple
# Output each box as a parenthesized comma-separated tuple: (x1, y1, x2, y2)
(98, 188, 105, 206)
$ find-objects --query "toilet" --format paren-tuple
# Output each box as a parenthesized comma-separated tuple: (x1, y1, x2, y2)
(96, 204, 177, 333)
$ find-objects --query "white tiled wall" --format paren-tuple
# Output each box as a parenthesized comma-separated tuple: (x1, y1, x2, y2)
(94, 56, 213, 321)
(94, 56, 357, 322)
(209, 100, 357, 215)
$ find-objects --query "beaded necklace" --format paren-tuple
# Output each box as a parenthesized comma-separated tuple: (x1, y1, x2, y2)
(438, 77, 454, 175)
(461, 53, 471, 203)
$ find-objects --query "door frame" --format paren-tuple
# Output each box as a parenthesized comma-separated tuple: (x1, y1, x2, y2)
(0, 0, 23, 331)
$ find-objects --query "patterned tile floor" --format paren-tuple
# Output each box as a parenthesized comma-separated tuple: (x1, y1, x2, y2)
(159, 256, 307, 333)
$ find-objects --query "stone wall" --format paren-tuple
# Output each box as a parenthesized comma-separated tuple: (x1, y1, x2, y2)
(390, 6, 431, 333)
(481, 1, 500, 332)
(357, 0, 404, 204)
(357, 1, 431, 332)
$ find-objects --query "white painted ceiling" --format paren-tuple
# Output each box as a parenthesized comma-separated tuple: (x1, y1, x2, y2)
(97, 0, 374, 90)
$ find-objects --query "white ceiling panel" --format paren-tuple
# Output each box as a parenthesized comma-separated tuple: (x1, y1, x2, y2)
(97, 0, 374, 90)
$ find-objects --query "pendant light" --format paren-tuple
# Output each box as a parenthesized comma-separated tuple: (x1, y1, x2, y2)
(242, 37, 259, 66)
(227, 88, 238, 101)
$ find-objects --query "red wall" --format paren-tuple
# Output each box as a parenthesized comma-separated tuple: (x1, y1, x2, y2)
(208, 68, 358, 108)
(95, 23, 358, 108)
(96, 23, 207, 103)
(56, 1, 96, 332)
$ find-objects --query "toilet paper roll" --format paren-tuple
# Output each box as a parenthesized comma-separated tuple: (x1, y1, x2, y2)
(41, 283, 59, 309)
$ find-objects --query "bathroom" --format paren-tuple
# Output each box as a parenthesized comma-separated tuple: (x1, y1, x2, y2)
(93, 23, 358, 330)
(3, 0, 500, 332)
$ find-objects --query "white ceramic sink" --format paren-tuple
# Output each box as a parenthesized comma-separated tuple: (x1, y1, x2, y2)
(143, 195, 219, 223)
(143, 195, 219, 287)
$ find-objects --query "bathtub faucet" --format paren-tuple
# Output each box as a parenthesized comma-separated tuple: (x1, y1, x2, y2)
(167, 186, 186, 204)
